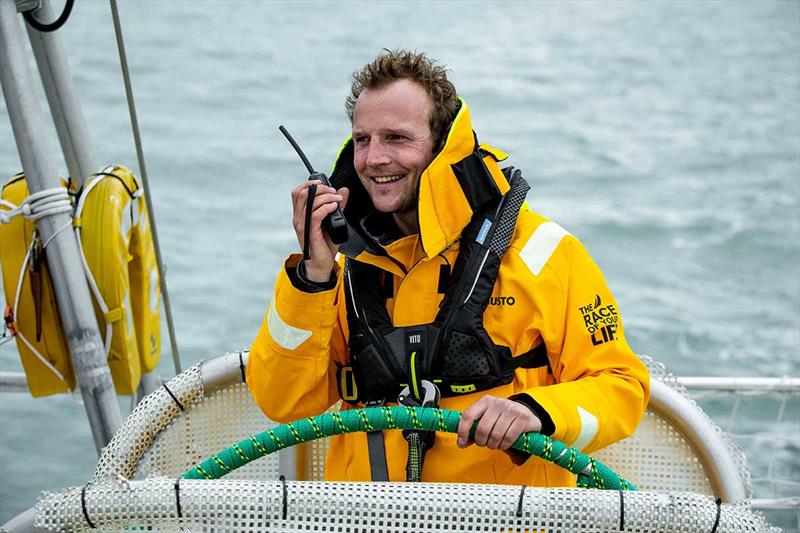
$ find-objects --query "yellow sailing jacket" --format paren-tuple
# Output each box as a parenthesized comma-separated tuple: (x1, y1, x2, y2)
(248, 101, 649, 486)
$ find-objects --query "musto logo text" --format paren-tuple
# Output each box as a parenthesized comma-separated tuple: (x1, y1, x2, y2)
(578, 295, 618, 346)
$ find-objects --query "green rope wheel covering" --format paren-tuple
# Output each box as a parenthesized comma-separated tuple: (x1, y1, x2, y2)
(183, 406, 635, 491)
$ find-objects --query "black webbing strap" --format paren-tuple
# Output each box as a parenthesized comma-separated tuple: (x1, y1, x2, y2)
(381, 271, 394, 299)
(303, 184, 317, 261)
(365, 399, 389, 481)
(239, 351, 247, 384)
(437, 264, 450, 294)
(174, 477, 183, 518)
(515, 485, 526, 518)
(710, 498, 722, 533)
(511, 343, 549, 370)
(279, 475, 288, 520)
(618, 490, 625, 531)
(163, 383, 184, 411)
(367, 430, 389, 481)
(81, 484, 96, 529)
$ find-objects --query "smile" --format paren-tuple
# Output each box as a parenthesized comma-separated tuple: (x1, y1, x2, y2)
(372, 175, 403, 184)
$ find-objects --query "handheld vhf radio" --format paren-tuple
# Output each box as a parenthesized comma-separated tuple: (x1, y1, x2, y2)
(279, 125, 349, 244)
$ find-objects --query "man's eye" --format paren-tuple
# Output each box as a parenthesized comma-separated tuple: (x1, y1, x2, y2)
(354, 136, 368, 144)
(387, 134, 407, 141)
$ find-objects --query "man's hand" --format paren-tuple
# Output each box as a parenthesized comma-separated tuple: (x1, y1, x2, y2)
(456, 395, 542, 451)
(291, 180, 349, 282)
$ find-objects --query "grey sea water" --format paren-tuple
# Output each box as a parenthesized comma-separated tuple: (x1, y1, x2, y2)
(1, 0, 798, 528)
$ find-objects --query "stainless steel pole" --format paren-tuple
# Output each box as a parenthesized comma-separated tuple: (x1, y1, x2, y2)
(24, 0, 96, 187)
(0, 0, 122, 452)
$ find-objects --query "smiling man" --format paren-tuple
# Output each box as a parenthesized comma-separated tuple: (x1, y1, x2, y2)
(350, 79, 434, 234)
(248, 50, 650, 486)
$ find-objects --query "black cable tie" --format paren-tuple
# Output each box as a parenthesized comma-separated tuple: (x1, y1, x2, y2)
(618, 490, 625, 531)
(23, 0, 74, 32)
(162, 383, 184, 411)
(515, 485, 526, 518)
(81, 484, 96, 529)
(710, 498, 722, 533)
(239, 351, 247, 384)
(175, 477, 183, 518)
(88, 171, 137, 199)
(279, 474, 288, 520)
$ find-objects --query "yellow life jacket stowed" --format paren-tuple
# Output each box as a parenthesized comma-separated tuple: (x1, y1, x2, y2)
(0, 174, 76, 396)
(0, 165, 161, 396)
(75, 165, 161, 393)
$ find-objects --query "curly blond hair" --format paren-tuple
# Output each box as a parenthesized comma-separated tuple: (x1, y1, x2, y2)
(345, 49, 459, 150)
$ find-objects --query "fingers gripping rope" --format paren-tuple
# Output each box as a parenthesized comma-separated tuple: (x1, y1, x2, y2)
(183, 406, 636, 491)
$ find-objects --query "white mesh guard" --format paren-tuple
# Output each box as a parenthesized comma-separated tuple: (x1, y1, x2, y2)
(31, 353, 776, 532)
(35, 480, 776, 533)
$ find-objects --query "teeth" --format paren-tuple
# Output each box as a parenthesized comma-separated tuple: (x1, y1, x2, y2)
(373, 175, 402, 184)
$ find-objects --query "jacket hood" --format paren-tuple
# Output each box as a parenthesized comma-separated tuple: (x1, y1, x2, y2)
(330, 99, 510, 260)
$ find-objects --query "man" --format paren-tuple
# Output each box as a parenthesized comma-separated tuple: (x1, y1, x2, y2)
(248, 50, 649, 486)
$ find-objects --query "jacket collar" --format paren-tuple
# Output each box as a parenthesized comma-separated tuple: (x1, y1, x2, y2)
(330, 99, 510, 262)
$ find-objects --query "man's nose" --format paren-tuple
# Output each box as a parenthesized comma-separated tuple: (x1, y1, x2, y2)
(365, 141, 391, 167)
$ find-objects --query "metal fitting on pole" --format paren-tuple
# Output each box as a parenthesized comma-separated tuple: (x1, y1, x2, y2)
(0, 0, 122, 452)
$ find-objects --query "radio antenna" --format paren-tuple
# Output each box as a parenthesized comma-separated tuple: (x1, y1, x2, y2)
(278, 125, 316, 174)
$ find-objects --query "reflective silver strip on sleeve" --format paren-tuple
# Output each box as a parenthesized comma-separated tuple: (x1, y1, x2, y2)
(519, 221, 571, 276)
(267, 301, 312, 350)
(573, 406, 599, 452)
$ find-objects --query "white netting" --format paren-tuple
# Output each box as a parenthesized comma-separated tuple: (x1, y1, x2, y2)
(28, 352, 777, 531)
(136, 381, 281, 481)
(593, 407, 712, 493)
(593, 356, 751, 498)
(35, 479, 776, 533)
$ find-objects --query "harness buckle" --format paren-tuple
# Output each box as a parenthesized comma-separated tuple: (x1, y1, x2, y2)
(398, 380, 440, 409)
(337, 365, 359, 402)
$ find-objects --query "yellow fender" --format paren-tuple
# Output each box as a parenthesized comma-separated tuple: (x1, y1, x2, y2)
(0, 174, 76, 397)
(76, 165, 161, 394)
(0, 166, 161, 396)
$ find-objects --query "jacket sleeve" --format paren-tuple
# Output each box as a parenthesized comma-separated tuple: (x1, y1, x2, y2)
(518, 232, 650, 454)
(247, 254, 347, 423)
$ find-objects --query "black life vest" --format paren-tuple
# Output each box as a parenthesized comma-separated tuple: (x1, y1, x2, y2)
(337, 168, 549, 405)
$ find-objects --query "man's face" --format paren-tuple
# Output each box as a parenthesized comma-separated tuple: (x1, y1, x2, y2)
(352, 79, 436, 215)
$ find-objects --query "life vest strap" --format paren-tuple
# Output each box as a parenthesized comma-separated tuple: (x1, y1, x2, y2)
(364, 398, 389, 482)
(103, 306, 124, 324)
(437, 264, 450, 294)
(511, 343, 550, 370)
